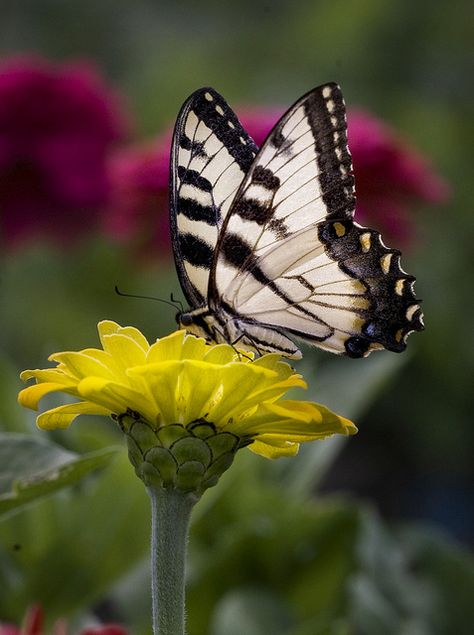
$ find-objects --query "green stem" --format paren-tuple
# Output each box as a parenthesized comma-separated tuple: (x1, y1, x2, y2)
(148, 486, 196, 635)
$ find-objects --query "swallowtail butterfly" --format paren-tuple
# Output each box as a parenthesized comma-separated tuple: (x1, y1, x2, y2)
(170, 84, 424, 359)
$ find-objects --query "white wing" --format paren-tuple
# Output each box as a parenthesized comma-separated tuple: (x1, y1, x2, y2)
(211, 83, 423, 357)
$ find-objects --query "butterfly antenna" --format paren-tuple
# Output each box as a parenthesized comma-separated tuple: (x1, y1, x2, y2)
(170, 292, 184, 312)
(114, 285, 180, 311)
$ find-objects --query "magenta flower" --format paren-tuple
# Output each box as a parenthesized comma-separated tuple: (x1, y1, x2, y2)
(0, 56, 129, 246)
(103, 101, 448, 255)
(103, 140, 172, 255)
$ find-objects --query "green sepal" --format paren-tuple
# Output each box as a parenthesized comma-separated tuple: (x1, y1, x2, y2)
(120, 414, 246, 497)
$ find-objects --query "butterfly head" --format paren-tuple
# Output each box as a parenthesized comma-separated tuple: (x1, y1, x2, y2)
(177, 312, 193, 328)
(176, 308, 215, 344)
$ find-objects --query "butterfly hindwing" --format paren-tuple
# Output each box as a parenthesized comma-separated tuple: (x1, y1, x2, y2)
(209, 83, 423, 357)
(170, 87, 258, 307)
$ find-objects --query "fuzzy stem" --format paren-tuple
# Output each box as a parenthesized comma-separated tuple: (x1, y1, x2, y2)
(148, 486, 196, 635)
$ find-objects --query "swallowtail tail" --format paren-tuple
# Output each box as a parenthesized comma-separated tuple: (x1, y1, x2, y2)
(169, 83, 424, 359)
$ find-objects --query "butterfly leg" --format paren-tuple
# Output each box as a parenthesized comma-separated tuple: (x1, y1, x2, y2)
(231, 332, 264, 359)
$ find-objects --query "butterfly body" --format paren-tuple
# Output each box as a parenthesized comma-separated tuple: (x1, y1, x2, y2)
(170, 84, 424, 359)
(178, 305, 302, 358)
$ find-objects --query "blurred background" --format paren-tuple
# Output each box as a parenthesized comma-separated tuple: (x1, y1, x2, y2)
(0, 1, 472, 634)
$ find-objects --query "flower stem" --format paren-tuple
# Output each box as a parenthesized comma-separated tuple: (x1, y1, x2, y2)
(148, 486, 196, 635)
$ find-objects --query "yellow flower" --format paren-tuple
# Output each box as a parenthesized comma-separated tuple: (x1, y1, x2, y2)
(19, 321, 356, 493)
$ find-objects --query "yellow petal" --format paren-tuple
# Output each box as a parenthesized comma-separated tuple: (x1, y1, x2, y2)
(181, 333, 208, 360)
(18, 382, 77, 410)
(128, 362, 181, 423)
(147, 330, 186, 363)
(36, 401, 110, 430)
(97, 320, 122, 346)
(178, 361, 227, 423)
(230, 400, 356, 439)
(116, 325, 150, 351)
(248, 438, 300, 458)
(101, 333, 147, 367)
(77, 376, 156, 421)
(206, 365, 276, 424)
(20, 368, 77, 385)
(251, 355, 298, 381)
(49, 351, 115, 380)
(210, 369, 305, 424)
(203, 344, 237, 365)
(37, 401, 111, 430)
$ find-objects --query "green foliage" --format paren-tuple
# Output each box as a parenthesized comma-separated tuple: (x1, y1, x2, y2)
(0, 451, 149, 623)
(0, 433, 119, 517)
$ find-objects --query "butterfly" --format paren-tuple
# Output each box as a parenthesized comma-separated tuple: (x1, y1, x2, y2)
(169, 83, 424, 359)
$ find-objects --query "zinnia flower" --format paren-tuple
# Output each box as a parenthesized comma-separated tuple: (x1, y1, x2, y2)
(0, 56, 129, 246)
(19, 321, 355, 494)
(103, 102, 447, 254)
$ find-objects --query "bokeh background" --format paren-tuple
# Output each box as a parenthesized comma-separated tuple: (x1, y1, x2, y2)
(0, 1, 472, 634)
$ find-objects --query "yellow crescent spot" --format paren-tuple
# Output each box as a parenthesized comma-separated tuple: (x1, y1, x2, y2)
(395, 279, 405, 295)
(351, 316, 366, 331)
(395, 329, 404, 343)
(369, 342, 385, 351)
(351, 279, 367, 293)
(380, 253, 393, 274)
(333, 222, 346, 237)
(204, 92, 213, 101)
(359, 232, 371, 253)
(350, 297, 370, 310)
(406, 304, 420, 321)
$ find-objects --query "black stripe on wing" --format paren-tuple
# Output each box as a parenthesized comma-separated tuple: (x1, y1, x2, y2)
(170, 87, 258, 308)
(179, 88, 258, 171)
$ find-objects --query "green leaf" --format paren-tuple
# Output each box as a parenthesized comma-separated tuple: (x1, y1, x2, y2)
(0, 451, 150, 622)
(0, 433, 120, 517)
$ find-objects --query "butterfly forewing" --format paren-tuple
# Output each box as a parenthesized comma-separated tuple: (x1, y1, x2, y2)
(170, 87, 258, 307)
(210, 83, 423, 357)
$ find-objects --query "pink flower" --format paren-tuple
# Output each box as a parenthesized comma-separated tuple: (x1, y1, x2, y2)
(103, 101, 448, 255)
(0, 605, 128, 635)
(104, 139, 172, 255)
(348, 109, 449, 243)
(0, 56, 129, 247)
